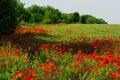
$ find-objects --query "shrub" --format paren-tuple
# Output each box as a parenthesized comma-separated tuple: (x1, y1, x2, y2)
(0, 0, 21, 34)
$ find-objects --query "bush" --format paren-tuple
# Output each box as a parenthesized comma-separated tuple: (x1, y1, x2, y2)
(0, 0, 20, 34)
(80, 14, 107, 24)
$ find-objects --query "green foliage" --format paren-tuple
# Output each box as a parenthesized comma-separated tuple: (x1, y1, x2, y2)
(86, 17, 96, 24)
(80, 15, 94, 24)
(15, 1, 25, 22)
(65, 13, 74, 23)
(80, 14, 107, 24)
(28, 5, 45, 23)
(0, 0, 108, 34)
(0, 72, 11, 80)
(73, 12, 80, 23)
(20, 8, 31, 23)
(42, 18, 52, 24)
(19, 4, 107, 25)
(96, 18, 108, 24)
(42, 6, 61, 24)
(61, 13, 77, 23)
(0, 0, 18, 34)
(0, 0, 22, 34)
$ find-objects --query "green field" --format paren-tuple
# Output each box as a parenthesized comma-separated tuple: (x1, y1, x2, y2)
(33, 24, 120, 42)
(1, 24, 120, 80)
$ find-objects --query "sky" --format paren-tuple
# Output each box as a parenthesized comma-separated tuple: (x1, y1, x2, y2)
(20, 0, 120, 24)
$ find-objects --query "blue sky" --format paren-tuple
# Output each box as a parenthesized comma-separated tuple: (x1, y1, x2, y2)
(20, 0, 120, 24)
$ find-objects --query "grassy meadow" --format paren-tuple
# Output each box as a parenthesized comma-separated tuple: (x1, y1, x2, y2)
(43, 24, 120, 40)
(1, 24, 120, 80)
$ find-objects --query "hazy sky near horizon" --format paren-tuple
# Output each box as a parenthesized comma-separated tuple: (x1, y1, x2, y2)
(20, 0, 120, 24)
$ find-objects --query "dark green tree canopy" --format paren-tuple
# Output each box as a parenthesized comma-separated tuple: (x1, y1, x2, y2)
(80, 14, 107, 24)
(73, 12, 80, 23)
(27, 5, 45, 23)
(20, 4, 107, 24)
(0, 0, 23, 34)
(42, 6, 61, 24)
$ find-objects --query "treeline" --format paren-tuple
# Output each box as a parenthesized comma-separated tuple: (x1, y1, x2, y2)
(0, 0, 107, 34)
(20, 5, 107, 25)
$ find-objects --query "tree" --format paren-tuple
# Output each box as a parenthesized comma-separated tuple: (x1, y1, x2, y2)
(86, 17, 96, 24)
(42, 6, 61, 24)
(73, 12, 80, 23)
(21, 8, 31, 22)
(0, 0, 22, 34)
(80, 15, 86, 24)
(80, 15, 94, 24)
(80, 14, 107, 24)
(96, 18, 107, 24)
(28, 5, 45, 23)
(61, 13, 75, 24)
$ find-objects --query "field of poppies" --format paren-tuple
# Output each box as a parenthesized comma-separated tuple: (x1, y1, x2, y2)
(1, 24, 120, 80)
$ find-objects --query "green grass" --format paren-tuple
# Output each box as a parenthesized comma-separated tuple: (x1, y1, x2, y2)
(33, 24, 120, 42)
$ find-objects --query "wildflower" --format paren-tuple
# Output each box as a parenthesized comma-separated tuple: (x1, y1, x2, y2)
(44, 69, 49, 73)
(23, 76, 35, 80)
(57, 68, 62, 74)
(42, 64, 48, 69)
(117, 47, 120, 54)
(46, 55, 50, 59)
(25, 70, 36, 77)
(52, 44, 58, 49)
(117, 67, 120, 73)
(108, 72, 116, 80)
(68, 48, 73, 52)
(83, 68, 89, 72)
(36, 64, 41, 68)
(68, 63, 73, 67)
(50, 70, 54, 75)
(74, 61, 79, 67)
(74, 54, 84, 62)
(0, 53, 3, 57)
(14, 70, 24, 79)
(40, 44, 51, 51)
(92, 68, 98, 71)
